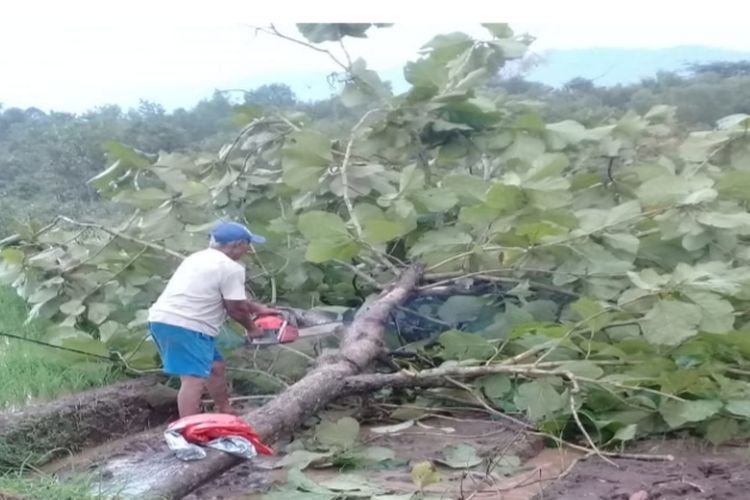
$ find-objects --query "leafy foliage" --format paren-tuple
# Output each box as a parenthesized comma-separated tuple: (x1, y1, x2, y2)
(4, 24, 750, 450)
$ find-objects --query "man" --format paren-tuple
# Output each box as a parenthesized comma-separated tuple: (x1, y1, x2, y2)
(148, 221, 277, 417)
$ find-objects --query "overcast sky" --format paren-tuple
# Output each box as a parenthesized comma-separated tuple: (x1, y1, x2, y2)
(2, 2, 749, 112)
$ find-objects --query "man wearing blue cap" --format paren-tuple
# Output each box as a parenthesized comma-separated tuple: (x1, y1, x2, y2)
(148, 221, 277, 417)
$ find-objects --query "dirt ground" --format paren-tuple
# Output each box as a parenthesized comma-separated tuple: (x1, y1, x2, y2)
(13, 394, 750, 499)
(185, 414, 577, 500)
(537, 439, 750, 500)
(185, 419, 750, 500)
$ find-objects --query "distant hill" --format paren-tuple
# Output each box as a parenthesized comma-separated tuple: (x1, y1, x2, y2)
(255, 46, 750, 103)
(507, 46, 750, 87)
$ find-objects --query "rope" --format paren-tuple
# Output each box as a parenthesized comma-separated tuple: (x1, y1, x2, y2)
(0, 329, 114, 360)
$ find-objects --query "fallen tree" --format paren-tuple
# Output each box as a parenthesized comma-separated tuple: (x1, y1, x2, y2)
(90, 266, 421, 499)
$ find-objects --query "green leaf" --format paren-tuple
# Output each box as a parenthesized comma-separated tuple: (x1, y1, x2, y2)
(442, 174, 488, 203)
(277, 450, 334, 470)
(697, 211, 750, 229)
(230, 103, 264, 127)
(286, 468, 336, 495)
(437, 295, 488, 324)
(315, 416, 360, 449)
(180, 181, 211, 204)
(659, 399, 722, 429)
(684, 291, 734, 334)
(716, 171, 750, 202)
(641, 300, 703, 346)
(557, 360, 604, 379)
(636, 174, 713, 207)
(485, 184, 524, 213)
(570, 297, 610, 332)
(152, 166, 188, 192)
(298, 211, 349, 240)
(0, 248, 25, 265)
(59, 299, 85, 316)
(459, 204, 502, 227)
(705, 418, 739, 445)
(411, 188, 458, 213)
(318, 474, 383, 494)
(575, 200, 641, 234)
(341, 82, 370, 108)
(87, 302, 113, 325)
(438, 330, 495, 361)
(342, 446, 396, 465)
(297, 23, 376, 43)
(436, 443, 483, 469)
(362, 219, 407, 243)
(305, 239, 360, 263)
(513, 380, 567, 422)
(103, 141, 151, 168)
(399, 164, 426, 194)
(514, 112, 545, 131)
(611, 424, 637, 443)
(408, 228, 472, 257)
(481, 23, 513, 38)
(725, 400, 750, 417)
(603, 233, 640, 254)
(480, 374, 512, 401)
(88, 159, 127, 191)
(501, 134, 545, 162)
(113, 188, 172, 209)
(404, 58, 446, 90)
(282, 130, 332, 189)
(411, 461, 441, 489)
(488, 455, 522, 476)
(545, 120, 588, 148)
(421, 32, 474, 62)
(717, 113, 750, 130)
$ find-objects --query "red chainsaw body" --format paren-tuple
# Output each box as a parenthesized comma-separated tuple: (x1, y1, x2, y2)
(253, 313, 299, 343)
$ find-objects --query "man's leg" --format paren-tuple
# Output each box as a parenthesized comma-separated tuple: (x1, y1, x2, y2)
(206, 360, 237, 415)
(177, 375, 206, 417)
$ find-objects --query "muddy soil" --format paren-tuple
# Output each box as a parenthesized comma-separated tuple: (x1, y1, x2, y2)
(185, 413, 563, 500)
(537, 439, 750, 500)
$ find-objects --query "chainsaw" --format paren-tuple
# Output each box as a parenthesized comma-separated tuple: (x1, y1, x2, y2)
(245, 309, 343, 346)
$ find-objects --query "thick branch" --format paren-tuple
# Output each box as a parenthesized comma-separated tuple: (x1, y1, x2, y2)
(341, 362, 683, 402)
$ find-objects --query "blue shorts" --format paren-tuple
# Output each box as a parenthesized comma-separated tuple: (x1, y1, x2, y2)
(149, 322, 223, 378)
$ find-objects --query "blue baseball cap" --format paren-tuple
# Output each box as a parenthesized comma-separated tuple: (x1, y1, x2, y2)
(210, 221, 266, 244)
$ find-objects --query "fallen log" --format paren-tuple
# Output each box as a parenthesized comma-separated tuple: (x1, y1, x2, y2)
(91, 265, 422, 499)
(0, 376, 176, 471)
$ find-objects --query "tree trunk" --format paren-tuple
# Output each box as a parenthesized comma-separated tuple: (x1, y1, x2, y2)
(91, 265, 422, 499)
(0, 377, 176, 471)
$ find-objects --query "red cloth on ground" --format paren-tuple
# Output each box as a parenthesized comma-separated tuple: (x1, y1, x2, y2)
(167, 413, 273, 455)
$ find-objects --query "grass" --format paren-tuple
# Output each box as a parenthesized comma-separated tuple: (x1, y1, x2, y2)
(0, 286, 117, 410)
(0, 471, 101, 500)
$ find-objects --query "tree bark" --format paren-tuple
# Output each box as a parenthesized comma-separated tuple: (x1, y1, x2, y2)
(92, 265, 422, 499)
(0, 377, 176, 471)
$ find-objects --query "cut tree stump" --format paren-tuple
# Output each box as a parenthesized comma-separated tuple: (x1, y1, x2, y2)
(88, 265, 422, 499)
(0, 376, 177, 470)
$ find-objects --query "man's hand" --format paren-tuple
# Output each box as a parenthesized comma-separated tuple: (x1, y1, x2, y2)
(251, 304, 280, 316)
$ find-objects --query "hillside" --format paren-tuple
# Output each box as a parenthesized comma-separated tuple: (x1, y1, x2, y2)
(526, 45, 750, 87)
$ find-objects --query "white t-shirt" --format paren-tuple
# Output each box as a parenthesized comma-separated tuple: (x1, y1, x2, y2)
(148, 248, 247, 336)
